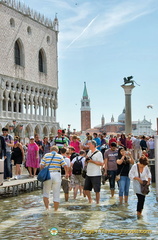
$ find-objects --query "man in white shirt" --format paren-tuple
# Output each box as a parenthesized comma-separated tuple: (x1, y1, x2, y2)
(84, 140, 103, 204)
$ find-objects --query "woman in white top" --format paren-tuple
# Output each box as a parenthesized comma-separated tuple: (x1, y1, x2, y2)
(129, 155, 151, 217)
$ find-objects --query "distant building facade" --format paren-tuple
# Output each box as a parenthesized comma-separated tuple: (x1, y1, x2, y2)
(99, 110, 155, 136)
(0, 0, 59, 141)
(81, 82, 91, 132)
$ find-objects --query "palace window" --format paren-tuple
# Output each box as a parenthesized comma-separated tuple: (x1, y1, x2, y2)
(15, 41, 20, 65)
(38, 49, 47, 73)
(14, 39, 24, 66)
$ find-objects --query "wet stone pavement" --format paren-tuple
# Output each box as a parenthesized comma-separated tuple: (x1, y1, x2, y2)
(0, 182, 158, 240)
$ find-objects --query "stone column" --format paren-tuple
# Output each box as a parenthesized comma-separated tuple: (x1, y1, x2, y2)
(38, 98, 42, 121)
(25, 95, 29, 119)
(34, 96, 38, 121)
(43, 98, 46, 121)
(15, 93, 19, 119)
(47, 100, 50, 121)
(5, 91, 9, 118)
(20, 93, 24, 114)
(11, 93, 14, 119)
(0, 90, 3, 117)
(121, 84, 135, 135)
(53, 99, 58, 119)
(30, 96, 33, 120)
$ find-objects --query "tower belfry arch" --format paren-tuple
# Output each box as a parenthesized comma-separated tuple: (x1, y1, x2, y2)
(81, 82, 91, 132)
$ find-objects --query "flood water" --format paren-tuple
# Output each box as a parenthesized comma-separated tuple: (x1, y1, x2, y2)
(0, 182, 158, 240)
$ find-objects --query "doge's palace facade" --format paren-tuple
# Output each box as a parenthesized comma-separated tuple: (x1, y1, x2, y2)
(0, 0, 59, 141)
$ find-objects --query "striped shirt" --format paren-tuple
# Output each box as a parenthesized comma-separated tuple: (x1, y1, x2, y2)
(40, 151, 67, 172)
(53, 136, 67, 148)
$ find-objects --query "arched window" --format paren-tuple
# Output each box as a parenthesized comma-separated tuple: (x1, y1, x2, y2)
(15, 41, 21, 65)
(38, 49, 47, 73)
(14, 39, 24, 66)
(39, 51, 43, 72)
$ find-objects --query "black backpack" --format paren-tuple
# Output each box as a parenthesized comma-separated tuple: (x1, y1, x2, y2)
(72, 157, 83, 175)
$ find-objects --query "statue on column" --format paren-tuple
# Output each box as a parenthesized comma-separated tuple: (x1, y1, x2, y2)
(123, 76, 134, 85)
(123, 76, 140, 86)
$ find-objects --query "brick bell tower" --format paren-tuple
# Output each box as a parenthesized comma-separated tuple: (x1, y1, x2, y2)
(81, 82, 91, 132)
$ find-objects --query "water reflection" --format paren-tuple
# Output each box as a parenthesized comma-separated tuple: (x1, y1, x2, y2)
(0, 183, 158, 239)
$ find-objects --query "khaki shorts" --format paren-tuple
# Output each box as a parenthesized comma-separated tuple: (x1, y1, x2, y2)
(72, 174, 85, 186)
(61, 177, 70, 194)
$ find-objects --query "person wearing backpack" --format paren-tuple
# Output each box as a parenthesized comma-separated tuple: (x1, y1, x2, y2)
(84, 140, 104, 204)
(71, 150, 86, 199)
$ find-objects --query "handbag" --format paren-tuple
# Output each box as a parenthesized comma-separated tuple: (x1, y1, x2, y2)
(115, 174, 121, 182)
(81, 150, 98, 179)
(37, 153, 55, 182)
(115, 165, 125, 182)
(137, 164, 150, 195)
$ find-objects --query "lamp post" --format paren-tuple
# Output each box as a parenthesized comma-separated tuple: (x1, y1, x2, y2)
(67, 124, 71, 138)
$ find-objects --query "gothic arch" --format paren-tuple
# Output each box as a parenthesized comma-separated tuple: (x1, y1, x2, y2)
(25, 123, 33, 139)
(50, 126, 56, 135)
(14, 38, 25, 67)
(35, 124, 42, 137)
(38, 48, 47, 73)
(43, 125, 49, 137)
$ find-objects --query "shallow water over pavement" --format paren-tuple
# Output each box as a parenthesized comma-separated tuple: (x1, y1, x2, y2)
(0, 182, 158, 240)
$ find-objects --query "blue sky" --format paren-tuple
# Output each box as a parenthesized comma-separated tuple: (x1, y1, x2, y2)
(23, 0, 158, 132)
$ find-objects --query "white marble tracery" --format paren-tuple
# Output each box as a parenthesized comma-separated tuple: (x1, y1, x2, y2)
(0, 76, 57, 123)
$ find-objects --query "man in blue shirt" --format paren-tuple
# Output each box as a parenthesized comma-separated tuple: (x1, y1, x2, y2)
(93, 133, 101, 151)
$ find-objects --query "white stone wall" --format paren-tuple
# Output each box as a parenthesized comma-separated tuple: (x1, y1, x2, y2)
(0, 1, 59, 139)
(0, 3, 58, 88)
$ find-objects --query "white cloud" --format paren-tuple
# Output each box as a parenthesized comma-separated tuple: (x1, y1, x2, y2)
(58, 0, 157, 50)
(66, 15, 98, 49)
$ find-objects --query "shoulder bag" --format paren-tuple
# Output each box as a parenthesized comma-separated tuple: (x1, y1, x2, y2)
(115, 164, 125, 182)
(82, 150, 98, 178)
(137, 164, 150, 195)
(37, 153, 55, 182)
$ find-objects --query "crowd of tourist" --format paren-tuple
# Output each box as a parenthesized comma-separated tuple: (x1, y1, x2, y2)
(0, 129, 153, 217)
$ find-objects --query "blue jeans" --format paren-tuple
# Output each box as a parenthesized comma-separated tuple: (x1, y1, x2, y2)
(4, 152, 12, 179)
(118, 176, 130, 197)
(107, 170, 117, 190)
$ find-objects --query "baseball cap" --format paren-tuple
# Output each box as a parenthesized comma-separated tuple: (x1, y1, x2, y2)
(58, 129, 62, 133)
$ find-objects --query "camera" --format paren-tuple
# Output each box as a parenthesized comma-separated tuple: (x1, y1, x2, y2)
(85, 157, 91, 162)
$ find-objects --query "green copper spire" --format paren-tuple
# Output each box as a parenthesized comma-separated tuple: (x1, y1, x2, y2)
(83, 82, 88, 99)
